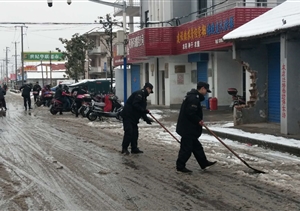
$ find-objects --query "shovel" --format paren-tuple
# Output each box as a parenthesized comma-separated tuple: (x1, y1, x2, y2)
(149, 113, 265, 174)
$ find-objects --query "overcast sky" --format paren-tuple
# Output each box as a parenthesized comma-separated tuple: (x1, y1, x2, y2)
(0, 0, 125, 73)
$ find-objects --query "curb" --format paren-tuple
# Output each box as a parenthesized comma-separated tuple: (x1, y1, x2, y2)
(202, 128, 300, 157)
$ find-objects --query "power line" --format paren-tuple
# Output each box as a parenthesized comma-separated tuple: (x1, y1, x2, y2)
(0, 22, 99, 25)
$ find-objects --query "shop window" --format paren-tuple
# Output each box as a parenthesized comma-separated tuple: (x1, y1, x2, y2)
(257, 0, 267, 7)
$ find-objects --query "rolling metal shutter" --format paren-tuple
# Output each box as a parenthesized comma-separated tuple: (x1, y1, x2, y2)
(267, 43, 280, 123)
(131, 65, 141, 93)
(197, 61, 208, 106)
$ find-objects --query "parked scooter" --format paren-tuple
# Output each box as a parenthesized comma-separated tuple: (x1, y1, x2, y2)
(36, 91, 54, 107)
(49, 97, 76, 115)
(227, 88, 245, 111)
(86, 94, 123, 121)
(76, 93, 92, 117)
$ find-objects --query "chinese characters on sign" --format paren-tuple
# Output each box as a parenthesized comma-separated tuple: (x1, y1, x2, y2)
(23, 52, 63, 61)
(281, 63, 287, 119)
(176, 16, 234, 50)
(128, 34, 144, 49)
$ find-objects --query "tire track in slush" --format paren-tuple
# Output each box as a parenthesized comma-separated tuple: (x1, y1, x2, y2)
(1, 113, 94, 209)
(1, 116, 79, 210)
(2, 110, 129, 209)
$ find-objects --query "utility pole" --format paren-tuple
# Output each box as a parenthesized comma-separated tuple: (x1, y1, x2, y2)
(5, 47, 9, 84)
(11, 64, 14, 87)
(16, 25, 27, 85)
(0, 63, 2, 81)
(41, 60, 45, 87)
(49, 51, 52, 86)
(12, 42, 19, 86)
(89, 0, 128, 101)
(2, 60, 5, 81)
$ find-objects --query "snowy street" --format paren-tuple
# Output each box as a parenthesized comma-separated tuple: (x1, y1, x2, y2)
(0, 92, 299, 210)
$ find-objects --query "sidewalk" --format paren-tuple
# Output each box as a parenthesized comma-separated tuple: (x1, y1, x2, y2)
(149, 105, 300, 157)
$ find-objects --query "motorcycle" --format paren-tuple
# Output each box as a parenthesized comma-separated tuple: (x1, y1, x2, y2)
(86, 94, 123, 121)
(36, 91, 54, 107)
(76, 93, 92, 117)
(49, 94, 76, 115)
(227, 88, 246, 111)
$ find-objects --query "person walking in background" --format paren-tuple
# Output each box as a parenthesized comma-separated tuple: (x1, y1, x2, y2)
(176, 81, 217, 173)
(20, 83, 32, 110)
(3, 83, 7, 91)
(120, 82, 154, 155)
(32, 81, 42, 103)
(0, 86, 7, 110)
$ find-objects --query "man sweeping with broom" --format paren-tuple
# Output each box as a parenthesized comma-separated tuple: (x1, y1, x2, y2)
(176, 81, 217, 173)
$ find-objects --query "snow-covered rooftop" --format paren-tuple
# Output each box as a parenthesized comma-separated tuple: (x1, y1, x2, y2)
(223, 0, 300, 41)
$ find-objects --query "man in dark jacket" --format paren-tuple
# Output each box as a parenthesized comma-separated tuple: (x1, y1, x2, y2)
(0, 86, 7, 110)
(121, 82, 154, 155)
(3, 84, 7, 91)
(20, 83, 32, 110)
(32, 81, 42, 102)
(176, 81, 217, 173)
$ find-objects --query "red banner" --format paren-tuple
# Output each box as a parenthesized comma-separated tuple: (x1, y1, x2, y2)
(114, 7, 270, 64)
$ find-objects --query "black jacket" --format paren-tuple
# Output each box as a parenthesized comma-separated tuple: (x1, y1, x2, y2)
(55, 87, 63, 99)
(121, 88, 149, 123)
(176, 89, 204, 138)
(0, 87, 6, 99)
(33, 84, 42, 92)
(20, 84, 32, 97)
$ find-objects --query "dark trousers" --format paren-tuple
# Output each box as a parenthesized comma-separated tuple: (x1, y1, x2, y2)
(33, 94, 39, 102)
(64, 97, 70, 109)
(176, 135, 208, 169)
(122, 118, 139, 150)
(0, 98, 6, 109)
(23, 96, 31, 109)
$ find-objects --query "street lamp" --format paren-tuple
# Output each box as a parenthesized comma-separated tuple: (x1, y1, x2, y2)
(47, 0, 72, 7)
(88, 0, 128, 102)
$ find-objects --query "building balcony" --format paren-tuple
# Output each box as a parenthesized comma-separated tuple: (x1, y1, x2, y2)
(113, 0, 140, 17)
(88, 47, 104, 55)
(89, 66, 102, 73)
(197, 1, 279, 18)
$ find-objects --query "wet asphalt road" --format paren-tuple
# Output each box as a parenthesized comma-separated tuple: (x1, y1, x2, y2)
(0, 91, 299, 210)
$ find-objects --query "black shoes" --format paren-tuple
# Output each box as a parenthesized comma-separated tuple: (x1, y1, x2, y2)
(121, 148, 143, 155)
(201, 161, 217, 169)
(131, 148, 143, 154)
(121, 149, 130, 155)
(176, 167, 192, 173)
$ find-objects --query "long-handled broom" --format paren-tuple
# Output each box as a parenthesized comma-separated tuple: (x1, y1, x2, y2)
(149, 113, 265, 174)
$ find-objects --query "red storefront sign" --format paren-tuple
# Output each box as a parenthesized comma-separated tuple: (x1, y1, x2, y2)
(113, 45, 143, 67)
(127, 27, 175, 61)
(115, 7, 270, 63)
